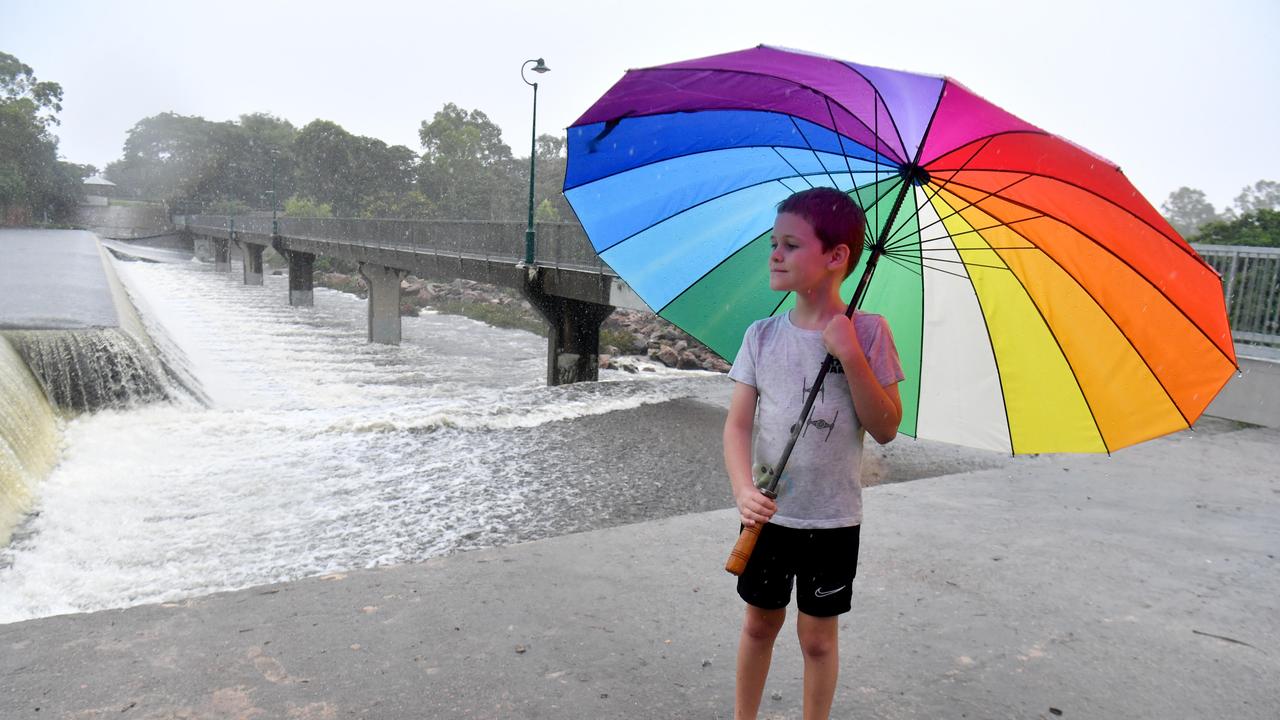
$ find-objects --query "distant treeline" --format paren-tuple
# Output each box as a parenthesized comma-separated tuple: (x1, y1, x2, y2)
(104, 105, 571, 224)
(1161, 183, 1280, 249)
(3, 49, 1276, 246)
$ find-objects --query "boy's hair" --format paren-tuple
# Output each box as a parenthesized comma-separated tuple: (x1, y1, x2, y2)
(776, 187, 866, 279)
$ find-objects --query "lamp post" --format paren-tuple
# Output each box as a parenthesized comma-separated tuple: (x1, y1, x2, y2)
(269, 148, 280, 236)
(521, 58, 549, 266)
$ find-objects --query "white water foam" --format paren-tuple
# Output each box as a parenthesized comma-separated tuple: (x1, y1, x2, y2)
(0, 259, 728, 623)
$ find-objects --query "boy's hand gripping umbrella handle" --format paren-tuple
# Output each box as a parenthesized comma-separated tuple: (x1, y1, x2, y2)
(725, 464, 779, 575)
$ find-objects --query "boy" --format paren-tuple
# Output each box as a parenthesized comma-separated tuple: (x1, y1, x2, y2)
(725, 187, 905, 720)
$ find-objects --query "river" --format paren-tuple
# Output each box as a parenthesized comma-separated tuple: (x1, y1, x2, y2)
(0, 257, 734, 624)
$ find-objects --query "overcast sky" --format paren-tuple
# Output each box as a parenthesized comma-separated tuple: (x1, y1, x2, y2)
(5, 0, 1276, 212)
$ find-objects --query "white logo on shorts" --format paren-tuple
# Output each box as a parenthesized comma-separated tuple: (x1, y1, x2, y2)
(814, 585, 846, 598)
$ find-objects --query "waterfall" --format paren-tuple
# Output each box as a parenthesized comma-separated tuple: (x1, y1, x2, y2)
(0, 336, 60, 547)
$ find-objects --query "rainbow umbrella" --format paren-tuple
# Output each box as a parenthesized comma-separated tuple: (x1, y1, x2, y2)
(565, 45, 1237, 454)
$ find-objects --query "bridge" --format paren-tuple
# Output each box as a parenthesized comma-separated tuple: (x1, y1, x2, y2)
(182, 215, 649, 385)
(178, 214, 1280, 423)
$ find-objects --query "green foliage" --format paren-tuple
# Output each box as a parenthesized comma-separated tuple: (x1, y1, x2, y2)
(417, 103, 517, 220)
(99, 99, 579, 227)
(534, 198, 560, 223)
(0, 51, 84, 221)
(599, 327, 643, 353)
(429, 299, 547, 336)
(1193, 209, 1280, 248)
(283, 195, 333, 218)
(206, 198, 252, 215)
(361, 190, 434, 219)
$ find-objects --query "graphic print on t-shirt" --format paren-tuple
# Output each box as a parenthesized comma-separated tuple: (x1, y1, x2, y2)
(800, 373, 840, 442)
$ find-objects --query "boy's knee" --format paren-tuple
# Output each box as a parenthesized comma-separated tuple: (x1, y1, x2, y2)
(798, 632, 837, 661)
(796, 615, 838, 660)
(742, 606, 785, 642)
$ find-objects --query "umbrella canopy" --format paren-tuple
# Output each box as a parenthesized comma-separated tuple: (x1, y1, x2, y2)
(564, 45, 1236, 455)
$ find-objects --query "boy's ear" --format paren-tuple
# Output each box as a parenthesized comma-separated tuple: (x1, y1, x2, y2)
(828, 244, 850, 272)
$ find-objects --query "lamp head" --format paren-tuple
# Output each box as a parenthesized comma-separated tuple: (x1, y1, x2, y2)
(530, 58, 549, 74)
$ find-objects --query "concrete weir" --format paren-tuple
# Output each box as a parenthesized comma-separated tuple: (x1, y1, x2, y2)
(0, 228, 181, 546)
(358, 263, 406, 345)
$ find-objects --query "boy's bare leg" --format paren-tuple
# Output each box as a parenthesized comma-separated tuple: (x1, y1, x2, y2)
(735, 605, 786, 719)
(796, 611, 840, 720)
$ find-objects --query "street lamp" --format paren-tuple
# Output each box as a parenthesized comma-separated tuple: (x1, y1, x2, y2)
(269, 148, 280, 236)
(522, 57, 549, 266)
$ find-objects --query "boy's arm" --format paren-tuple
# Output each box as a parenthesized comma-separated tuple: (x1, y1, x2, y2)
(724, 381, 776, 527)
(822, 317, 903, 444)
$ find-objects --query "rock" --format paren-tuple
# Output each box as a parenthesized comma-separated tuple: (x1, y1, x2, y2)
(673, 340, 688, 353)
(598, 354, 612, 369)
(704, 357, 731, 373)
(677, 351, 701, 370)
(656, 347, 679, 367)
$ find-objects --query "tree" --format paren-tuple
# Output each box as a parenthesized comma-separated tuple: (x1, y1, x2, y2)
(107, 112, 224, 202)
(283, 195, 333, 217)
(418, 103, 517, 220)
(0, 52, 86, 223)
(1194, 209, 1280, 248)
(1232, 180, 1280, 216)
(1161, 187, 1219, 238)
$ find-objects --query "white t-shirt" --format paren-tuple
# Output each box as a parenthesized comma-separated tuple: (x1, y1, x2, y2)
(728, 310, 905, 529)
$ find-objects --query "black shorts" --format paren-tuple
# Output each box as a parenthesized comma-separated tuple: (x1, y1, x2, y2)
(736, 523, 860, 617)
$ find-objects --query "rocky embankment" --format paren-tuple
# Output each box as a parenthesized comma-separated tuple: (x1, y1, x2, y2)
(313, 272, 731, 373)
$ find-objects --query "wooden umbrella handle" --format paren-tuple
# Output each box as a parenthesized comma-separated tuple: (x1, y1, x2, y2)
(725, 523, 764, 576)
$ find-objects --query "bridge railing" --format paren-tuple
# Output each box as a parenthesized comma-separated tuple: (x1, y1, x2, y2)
(185, 215, 614, 274)
(1193, 243, 1280, 348)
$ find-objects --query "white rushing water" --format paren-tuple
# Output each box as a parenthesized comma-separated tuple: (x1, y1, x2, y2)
(0, 258, 727, 624)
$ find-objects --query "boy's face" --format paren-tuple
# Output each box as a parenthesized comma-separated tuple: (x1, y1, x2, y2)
(769, 212, 848, 292)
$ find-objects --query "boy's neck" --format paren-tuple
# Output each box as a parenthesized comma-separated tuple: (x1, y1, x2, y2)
(788, 282, 849, 330)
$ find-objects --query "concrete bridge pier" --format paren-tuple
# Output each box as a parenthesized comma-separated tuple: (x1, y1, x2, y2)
(522, 270, 614, 385)
(212, 237, 230, 272)
(359, 263, 406, 345)
(238, 242, 264, 285)
(287, 251, 315, 306)
(272, 238, 315, 306)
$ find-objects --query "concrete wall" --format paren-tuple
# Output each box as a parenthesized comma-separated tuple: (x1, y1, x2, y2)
(74, 203, 172, 237)
(1205, 348, 1280, 428)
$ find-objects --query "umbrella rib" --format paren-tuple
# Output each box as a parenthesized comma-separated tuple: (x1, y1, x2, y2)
(886, 251, 1015, 274)
(927, 190, 1112, 453)
(788, 115, 839, 188)
(891, 173, 1034, 250)
(591, 166, 883, 256)
(629, 64, 910, 165)
(925, 131, 1204, 269)
(881, 252, 924, 279)
(772, 148, 816, 189)
(888, 253, 978, 281)
(831, 59, 913, 167)
(930, 189, 1197, 437)
(566, 123, 897, 193)
(934, 175, 1236, 371)
(883, 136, 998, 249)
(826, 96, 858, 185)
(620, 65, 908, 165)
